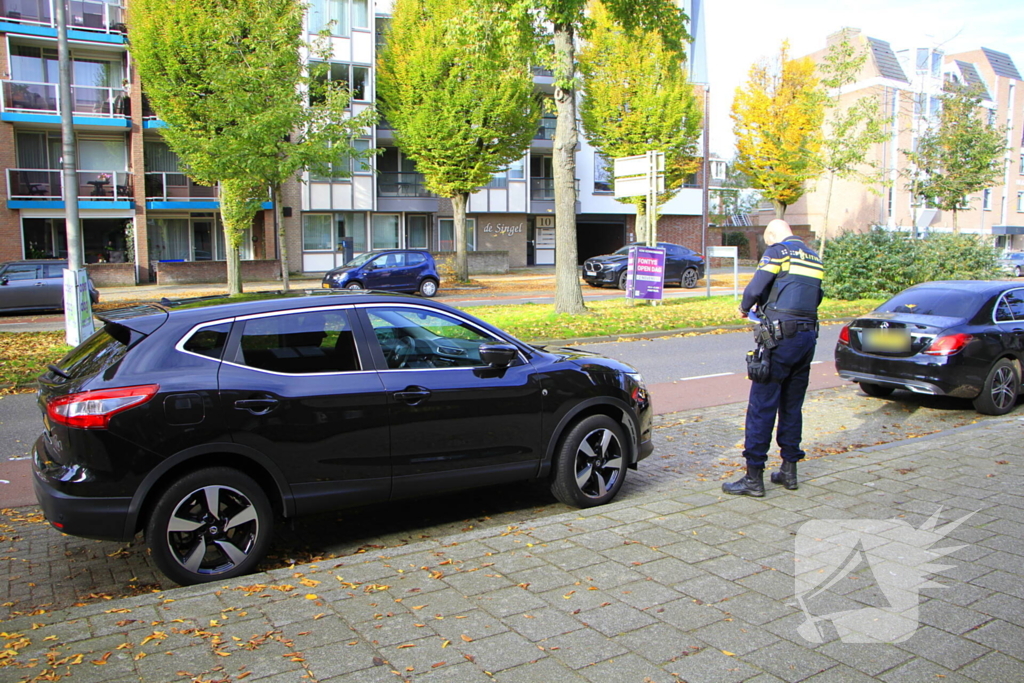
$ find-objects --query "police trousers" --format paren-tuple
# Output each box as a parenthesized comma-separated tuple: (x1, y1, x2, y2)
(742, 329, 817, 467)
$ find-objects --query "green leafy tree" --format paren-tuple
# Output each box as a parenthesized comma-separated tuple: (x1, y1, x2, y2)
(494, 0, 688, 314)
(904, 83, 1007, 232)
(578, 2, 702, 246)
(732, 42, 826, 219)
(129, 0, 374, 294)
(817, 35, 889, 254)
(377, 0, 541, 283)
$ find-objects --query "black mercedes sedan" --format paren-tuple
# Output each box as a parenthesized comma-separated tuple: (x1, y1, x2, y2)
(835, 281, 1024, 415)
(33, 292, 652, 585)
(583, 242, 705, 290)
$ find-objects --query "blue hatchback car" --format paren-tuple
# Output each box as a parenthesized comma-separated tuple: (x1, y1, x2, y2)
(321, 249, 440, 297)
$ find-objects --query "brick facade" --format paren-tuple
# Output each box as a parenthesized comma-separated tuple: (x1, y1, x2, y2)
(86, 263, 136, 287)
(625, 215, 706, 254)
(0, 34, 20, 262)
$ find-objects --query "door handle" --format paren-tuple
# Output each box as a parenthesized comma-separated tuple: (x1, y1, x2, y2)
(234, 398, 279, 415)
(394, 387, 431, 405)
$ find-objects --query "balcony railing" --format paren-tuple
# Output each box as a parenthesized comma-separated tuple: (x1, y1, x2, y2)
(377, 172, 433, 198)
(530, 177, 579, 201)
(534, 117, 556, 140)
(2, 80, 128, 117)
(0, 0, 126, 32)
(7, 168, 133, 200)
(145, 172, 217, 201)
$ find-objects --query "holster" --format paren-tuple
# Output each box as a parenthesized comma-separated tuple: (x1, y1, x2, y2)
(746, 344, 772, 383)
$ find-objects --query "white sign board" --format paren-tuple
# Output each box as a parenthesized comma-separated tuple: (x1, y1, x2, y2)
(613, 154, 664, 179)
(63, 268, 95, 346)
(708, 246, 739, 258)
(614, 175, 666, 199)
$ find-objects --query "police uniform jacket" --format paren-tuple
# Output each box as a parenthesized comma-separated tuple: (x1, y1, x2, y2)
(741, 237, 823, 323)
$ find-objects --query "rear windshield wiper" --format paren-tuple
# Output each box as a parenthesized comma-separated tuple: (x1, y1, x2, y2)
(47, 364, 70, 380)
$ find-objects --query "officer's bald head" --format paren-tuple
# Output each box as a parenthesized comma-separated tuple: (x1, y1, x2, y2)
(764, 220, 793, 246)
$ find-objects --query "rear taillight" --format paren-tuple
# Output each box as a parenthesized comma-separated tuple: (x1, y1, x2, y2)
(838, 325, 850, 345)
(923, 333, 972, 357)
(46, 384, 159, 430)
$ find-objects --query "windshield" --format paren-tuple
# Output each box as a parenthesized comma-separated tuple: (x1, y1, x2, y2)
(875, 287, 983, 319)
(344, 253, 378, 267)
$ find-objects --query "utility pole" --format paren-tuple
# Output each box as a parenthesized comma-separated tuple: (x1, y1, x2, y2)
(56, 0, 92, 345)
(702, 84, 711, 298)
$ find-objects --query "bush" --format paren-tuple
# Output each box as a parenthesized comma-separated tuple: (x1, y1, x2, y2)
(722, 231, 751, 260)
(824, 228, 1001, 300)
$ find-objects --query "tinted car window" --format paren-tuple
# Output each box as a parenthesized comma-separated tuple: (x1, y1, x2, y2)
(995, 290, 1024, 322)
(43, 264, 66, 278)
(407, 252, 425, 266)
(367, 306, 501, 369)
(54, 326, 129, 379)
(238, 309, 360, 374)
(4, 264, 40, 280)
(874, 288, 982, 319)
(182, 322, 232, 359)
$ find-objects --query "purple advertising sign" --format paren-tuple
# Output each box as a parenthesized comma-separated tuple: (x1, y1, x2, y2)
(626, 246, 666, 300)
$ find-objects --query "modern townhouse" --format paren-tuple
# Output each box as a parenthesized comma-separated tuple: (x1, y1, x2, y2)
(0, 0, 709, 286)
(776, 28, 1024, 248)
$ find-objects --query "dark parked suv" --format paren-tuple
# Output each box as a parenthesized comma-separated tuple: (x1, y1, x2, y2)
(0, 260, 99, 313)
(322, 249, 440, 297)
(584, 242, 705, 290)
(34, 292, 652, 585)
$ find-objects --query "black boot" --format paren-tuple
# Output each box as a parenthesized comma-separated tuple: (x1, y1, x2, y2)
(722, 465, 765, 497)
(770, 461, 799, 490)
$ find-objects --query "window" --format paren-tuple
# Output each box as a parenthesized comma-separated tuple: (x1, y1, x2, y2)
(310, 138, 371, 181)
(508, 157, 525, 180)
(1018, 192, 1024, 213)
(366, 307, 502, 370)
(372, 214, 400, 249)
(995, 291, 1024, 322)
(594, 153, 613, 193)
(147, 218, 190, 261)
(338, 213, 366, 253)
(407, 215, 428, 249)
(916, 48, 929, 74)
(2, 264, 40, 281)
(931, 51, 942, 78)
(183, 323, 231, 360)
(984, 189, 992, 210)
(308, 0, 368, 36)
(439, 218, 475, 251)
(78, 137, 126, 172)
(238, 309, 360, 374)
(304, 214, 333, 251)
(1019, 155, 1024, 175)
(486, 169, 507, 189)
(309, 62, 370, 105)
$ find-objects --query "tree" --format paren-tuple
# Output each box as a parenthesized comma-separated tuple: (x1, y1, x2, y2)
(732, 42, 826, 219)
(578, 2, 702, 246)
(129, 0, 373, 294)
(816, 35, 889, 253)
(904, 83, 1007, 232)
(377, 0, 541, 283)
(494, 0, 688, 314)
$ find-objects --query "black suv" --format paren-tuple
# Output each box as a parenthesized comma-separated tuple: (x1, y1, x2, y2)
(584, 242, 705, 290)
(34, 292, 652, 585)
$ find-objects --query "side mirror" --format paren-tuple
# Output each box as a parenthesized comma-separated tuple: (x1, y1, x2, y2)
(479, 343, 518, 368)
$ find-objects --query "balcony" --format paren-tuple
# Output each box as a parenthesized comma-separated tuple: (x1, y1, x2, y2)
(0, 0, 126, 33)
(7, 168, 132, 201)
(2, 80, 129, 117)
(145, 172, 217, 202)
(377, 172, 433, 198)
(534, 116, 556, 141)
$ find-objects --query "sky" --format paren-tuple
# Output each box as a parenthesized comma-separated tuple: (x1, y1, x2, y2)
(703, 0, 1024, 157)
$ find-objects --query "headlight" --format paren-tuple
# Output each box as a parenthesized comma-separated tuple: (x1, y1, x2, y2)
(625, 371, 648, 402)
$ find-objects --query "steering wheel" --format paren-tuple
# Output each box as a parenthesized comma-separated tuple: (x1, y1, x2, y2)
(393, 336, 415, 369)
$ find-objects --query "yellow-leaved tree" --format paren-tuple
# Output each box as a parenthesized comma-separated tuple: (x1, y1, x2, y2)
(731, 42, 826, 219)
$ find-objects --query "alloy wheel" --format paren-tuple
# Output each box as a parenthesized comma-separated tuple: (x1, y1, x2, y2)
(165, 485, 260, 577)
(991, 365, 1016, 412)
(574, 427, 624, 499)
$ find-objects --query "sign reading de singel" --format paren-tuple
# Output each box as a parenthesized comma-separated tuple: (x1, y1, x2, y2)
(483, 222, 524, 237)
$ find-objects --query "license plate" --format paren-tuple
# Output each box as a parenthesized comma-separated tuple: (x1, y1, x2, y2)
(322, 283, 331, 289)
(862, 328, 910, 352)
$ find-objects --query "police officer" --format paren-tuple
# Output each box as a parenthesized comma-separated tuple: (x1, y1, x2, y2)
(723, 219, 823, 497)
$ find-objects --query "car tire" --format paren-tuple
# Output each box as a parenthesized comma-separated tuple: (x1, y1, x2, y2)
(146, 467, 273, 586)
(681, 267, 699, 289)
(973, 358, 1019, 416)
(418, 278, 438, 297)
(859, 382, 895, 398)
(345, 282, 363, 291)
(1016, 266, 1021, 278)
(617, 271, 629, 290)
(550, 415, 627, 508)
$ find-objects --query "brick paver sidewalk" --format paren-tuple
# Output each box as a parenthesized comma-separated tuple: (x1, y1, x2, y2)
(2, 416, 1023, 682)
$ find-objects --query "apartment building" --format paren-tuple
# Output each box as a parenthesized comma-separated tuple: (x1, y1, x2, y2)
(0, 0, 708, 285)
(778, 28, 1024, 248)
